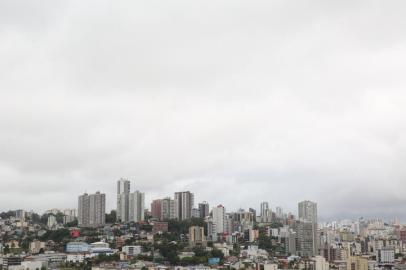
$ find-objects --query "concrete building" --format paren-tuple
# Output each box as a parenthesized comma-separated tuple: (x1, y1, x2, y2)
(63, 215, 76, 224)
(78, 192, 106, 227)
(248, 229, 259, 242)
(129, 191, 145, 222)
(174, 191, 194, 220)
(161, 197, 176, 220)
(3, 257, 22, 270)
(66, 242, 91, 253)
(297, 221, 315, 257)
(151, 199, 162, 220)
(152, 221, 168, 234)
(117, 178, 130, 223)
(376, 248, 395, 264)
(63, 209, 77, 217)
(198, 201, 210, 218)
(212, 205, 226, 234)
(260, 202, 272, 223)
(192, 208, 200, 218)
(189, 226, 206, 247)
(122, 246, 142, 256)
(298, 200, 318, 256)
(15, 210, 25, 222)
(275, 207, 283, 219)
(298, 200, 317, 223)
(314, 256, 329, 270)
(47, 215, 57, 229)
(346, 256, 368, 270)
(30, 240, 45, 254)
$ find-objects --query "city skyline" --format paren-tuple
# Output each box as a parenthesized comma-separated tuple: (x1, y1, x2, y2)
(0, 183, 402, 224)
(1, 1, 406, 222)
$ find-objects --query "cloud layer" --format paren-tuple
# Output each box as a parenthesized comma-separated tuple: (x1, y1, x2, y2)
(1, 0, 406, 221)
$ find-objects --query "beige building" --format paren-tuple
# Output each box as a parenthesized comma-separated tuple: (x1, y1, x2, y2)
(314, 256, 329, 270)
(347, 256, 368, 270)
(189, 226, 206, 247)
(30, 240, 45, 254)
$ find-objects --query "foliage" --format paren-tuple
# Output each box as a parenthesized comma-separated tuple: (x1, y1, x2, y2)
(93, 253, 120, 264)
(65, 220, 78, 227)
(0, 211, 15, 219)
(39, 228, 70, 243)
(156, 240, 181, 265)
(168, 218, 205, 235)
(105, 210, 117, 224)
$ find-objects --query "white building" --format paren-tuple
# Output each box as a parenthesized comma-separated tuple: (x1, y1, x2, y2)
(117, 178, 130, 222)
(260, 202, 272, 223)
(47, 215, 57, 229)
(129, 191, 145, 222)
(264, 264, 278, 270)
(212, 205, 226, 234)
(376, 248, 395, 264)
(314, 256, 329, 270)
(122, 245, 142, 256)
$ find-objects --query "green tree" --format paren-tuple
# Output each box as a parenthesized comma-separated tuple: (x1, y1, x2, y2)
(105, 210, 117, 223)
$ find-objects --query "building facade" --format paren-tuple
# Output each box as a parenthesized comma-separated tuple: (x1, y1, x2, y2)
(174, 191, 194, 220)
(78, 192, 106, 227)
(117, 178, 130, 223)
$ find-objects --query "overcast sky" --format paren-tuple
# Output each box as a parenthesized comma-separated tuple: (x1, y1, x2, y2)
(1, 1, 406, 221)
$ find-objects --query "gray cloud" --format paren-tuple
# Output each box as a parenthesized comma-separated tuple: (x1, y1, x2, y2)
(1, 0, 406, 221)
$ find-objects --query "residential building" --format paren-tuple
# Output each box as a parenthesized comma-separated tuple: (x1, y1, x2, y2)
(260, 202, 272, 223)
(161, 197, 176, 220)
(376, 248, 395, 264)
(122, 246, 142, 256)
(151, 199, 162, 220)
(346, 256, 368, 270)
(117, 178, 130, 223)
(174, 191, 194, 220)
(198, 202, 210, 218)
(212, 205, 225, 234)
(15, 209, 25, 222)
(298, 200, 318, 256)
(314, 255, 329, 270)
(129, 191, 145, 222)
(189, 226, 206, 247)
(152, 221, 168, 234)
(47, 215, 57, 229)
(78, 192, 106, 227)
(30, 240, 45, 254)
(297, 221, 315, 257)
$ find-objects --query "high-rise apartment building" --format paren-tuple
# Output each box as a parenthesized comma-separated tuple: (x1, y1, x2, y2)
(298, 200, 317, 223)
(212, 205, 226, 234)
(191, 208, 200, 218)
(275, 206, 283, 219)
(116, 179, 145, 223)
(151, 199, 162, 220)
(15, 210, 25, 222)
(78, 192, 105, 227)
(161, 197, 176, 220)
(174, 191, 194, 220)
(260, 202, 272, 223)
(117, 178, 130, 222)
(198, 201, 210, 218)
(129, 191, 145, 222)
(298, 200, 318, 256)
(297, 221, 315, 257)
